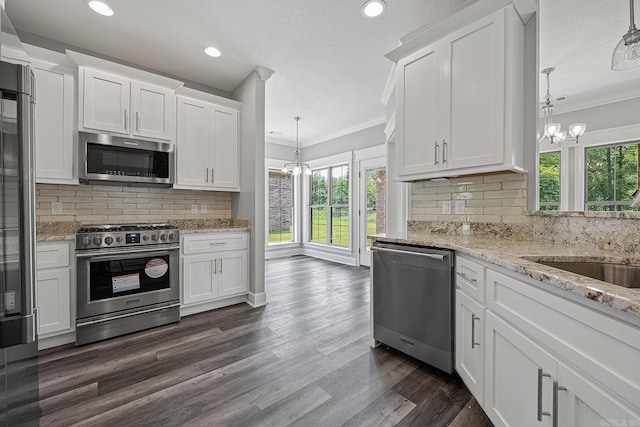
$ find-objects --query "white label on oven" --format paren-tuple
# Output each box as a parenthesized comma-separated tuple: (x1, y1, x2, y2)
(112, 273, 141, 293)
(4, 291, 15, 310)
(145, 258, 168, 279)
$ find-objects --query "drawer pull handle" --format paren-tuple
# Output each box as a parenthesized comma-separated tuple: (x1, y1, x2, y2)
(456, 272, 477, 283)
(209, 242, 227, 246)
(434, 141, 439, 165)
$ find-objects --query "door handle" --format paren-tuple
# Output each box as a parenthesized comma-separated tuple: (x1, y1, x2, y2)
(552, 380, 567, 427)
(219, 258, 223, 275)
(434, 141, 439, 165)
(136, 111, 140, 132)
(211, 168, 215, 184)
(537, 368, 552, 421)
(471, 315, 480, 348)
(213, 259, 217, 275)
(206, 168, 209, 183)
(124, 109, 128, 131)
(443, 139, 447, 164)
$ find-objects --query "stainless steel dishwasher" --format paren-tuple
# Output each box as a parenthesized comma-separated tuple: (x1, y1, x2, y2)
(371, 241, 454, 373)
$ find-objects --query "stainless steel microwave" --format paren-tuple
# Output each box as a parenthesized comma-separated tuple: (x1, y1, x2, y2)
(78, 132, 174, 187)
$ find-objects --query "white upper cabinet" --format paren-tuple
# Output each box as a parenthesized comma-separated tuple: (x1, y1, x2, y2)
(80, 66, 175, 141)
(131, 80, 174, 140)
(393, 5, 525, 181)
(32, 61, 76, 184)
(175, 94, 240, 191)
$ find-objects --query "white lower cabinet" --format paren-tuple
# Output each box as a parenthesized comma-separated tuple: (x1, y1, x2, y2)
(453, 254, 640, 427)
(181, 232, 248, 316)
(485, 311, 557, 427)
(557, 362, 640, 427)
(455, 290, 485, 405)
(36, 241, 75, 348)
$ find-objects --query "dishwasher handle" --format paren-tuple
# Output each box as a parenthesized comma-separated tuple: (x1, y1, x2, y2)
(371, 246, 446, 261)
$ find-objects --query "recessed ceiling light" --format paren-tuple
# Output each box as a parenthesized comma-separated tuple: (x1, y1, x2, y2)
(87, 0, 114, 16)
(361, 0, 386, 18)
(204, 47, 222, 58)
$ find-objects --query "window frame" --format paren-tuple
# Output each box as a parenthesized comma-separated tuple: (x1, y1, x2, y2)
(584, 141, 639, 212)
(537, 123, 640, 212)
(309, 163, 350, 247)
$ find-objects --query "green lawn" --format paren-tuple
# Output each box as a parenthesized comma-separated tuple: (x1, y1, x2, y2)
(269, 212, 378, 247)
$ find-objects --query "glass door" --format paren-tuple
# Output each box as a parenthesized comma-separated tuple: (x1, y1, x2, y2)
(359, 158, 386, 267)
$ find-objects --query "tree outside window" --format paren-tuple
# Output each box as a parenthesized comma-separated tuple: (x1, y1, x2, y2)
(539, 152, 560, 210)
(586, 143, 639, 211)
(310, 165, 349, 246)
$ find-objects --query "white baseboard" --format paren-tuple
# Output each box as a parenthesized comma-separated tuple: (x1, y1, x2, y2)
(246, 291, 267, 308)
(303, 247, 357, 266)
(180, 294, 248, 317)
(265, 246, 304, 260)
(38, 331, 76, 351)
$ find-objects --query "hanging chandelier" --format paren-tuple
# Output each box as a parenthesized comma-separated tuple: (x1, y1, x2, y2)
(540, 67, 586, 144)
(281, 116, 311, 176)
(612, 0, 640, 70)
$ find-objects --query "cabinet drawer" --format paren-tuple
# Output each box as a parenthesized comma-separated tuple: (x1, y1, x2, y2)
(182, 233, 248, 254)
(455, 255, 485, 303)
(36, 243, 70, 269)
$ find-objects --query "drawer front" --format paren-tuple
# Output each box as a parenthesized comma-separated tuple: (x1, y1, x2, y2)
(455, 255, 485, 303)
(36, 242, 70, 269)
(486, 267, 640, 411)
(182, 233, 248, 255)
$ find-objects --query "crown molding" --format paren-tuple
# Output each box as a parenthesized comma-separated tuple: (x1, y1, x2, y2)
(254, 66, 275, 82)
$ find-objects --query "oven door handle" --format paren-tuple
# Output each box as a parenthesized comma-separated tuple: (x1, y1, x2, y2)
(76, 245, 180, 260)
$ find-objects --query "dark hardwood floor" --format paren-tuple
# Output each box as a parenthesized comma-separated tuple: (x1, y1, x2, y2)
(25, 256, 493, 426)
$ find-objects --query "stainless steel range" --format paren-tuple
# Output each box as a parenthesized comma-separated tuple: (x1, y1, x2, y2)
(75, 224, 180, 345)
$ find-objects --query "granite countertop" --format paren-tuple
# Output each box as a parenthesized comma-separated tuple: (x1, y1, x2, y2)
(36, 219, 251, 241)
(372, 232, 640, 320)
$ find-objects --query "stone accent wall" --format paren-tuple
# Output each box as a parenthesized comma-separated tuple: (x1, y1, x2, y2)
(36, 183, 231, 224)
(268, 172, 293, 232)
(411, 172, 530, 225)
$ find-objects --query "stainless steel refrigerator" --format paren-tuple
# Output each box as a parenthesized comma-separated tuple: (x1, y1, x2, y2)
(0, 58, 40, 424)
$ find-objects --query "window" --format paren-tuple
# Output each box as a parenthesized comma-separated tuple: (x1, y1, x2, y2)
(268, 170, 294, 244)
(585, 143, 639, 211)
(366, 168, 386, 248)
(310, 165, 350, 246)
(539, 152, 560, 210)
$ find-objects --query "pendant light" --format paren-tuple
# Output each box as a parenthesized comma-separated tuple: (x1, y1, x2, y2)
(612, 0, 640, 70)
(281, 117, 311, 176)
(540, 67, 586, 144)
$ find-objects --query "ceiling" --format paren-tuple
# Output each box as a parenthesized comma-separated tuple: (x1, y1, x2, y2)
(5, 0, 475, 147)
(539, 0, 640, 114)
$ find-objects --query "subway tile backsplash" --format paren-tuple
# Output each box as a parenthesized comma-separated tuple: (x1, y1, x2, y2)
(36, 184, 231, 224)
(411, 172, 530, 224)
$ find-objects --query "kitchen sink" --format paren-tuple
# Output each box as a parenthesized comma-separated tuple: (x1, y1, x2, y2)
(532, 260, 640, 288)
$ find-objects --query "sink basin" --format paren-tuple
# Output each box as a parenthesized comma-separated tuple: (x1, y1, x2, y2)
(534, 260, 640, 288)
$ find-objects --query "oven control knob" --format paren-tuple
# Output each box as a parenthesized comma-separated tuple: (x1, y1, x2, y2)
(104, 236, 114, 245)
(116, 236, 123, 242)
(143, 235, 149, 241)
(82, 237, 91, 246)
(151, 234, 158, 241)
(168, 233, 175, 241)
(160, 234, 167, 241)
(93, 237, 102, 245)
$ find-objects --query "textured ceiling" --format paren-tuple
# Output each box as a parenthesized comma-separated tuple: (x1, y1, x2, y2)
(540, 0, 640, 113)
(5, 0, 476, 147)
